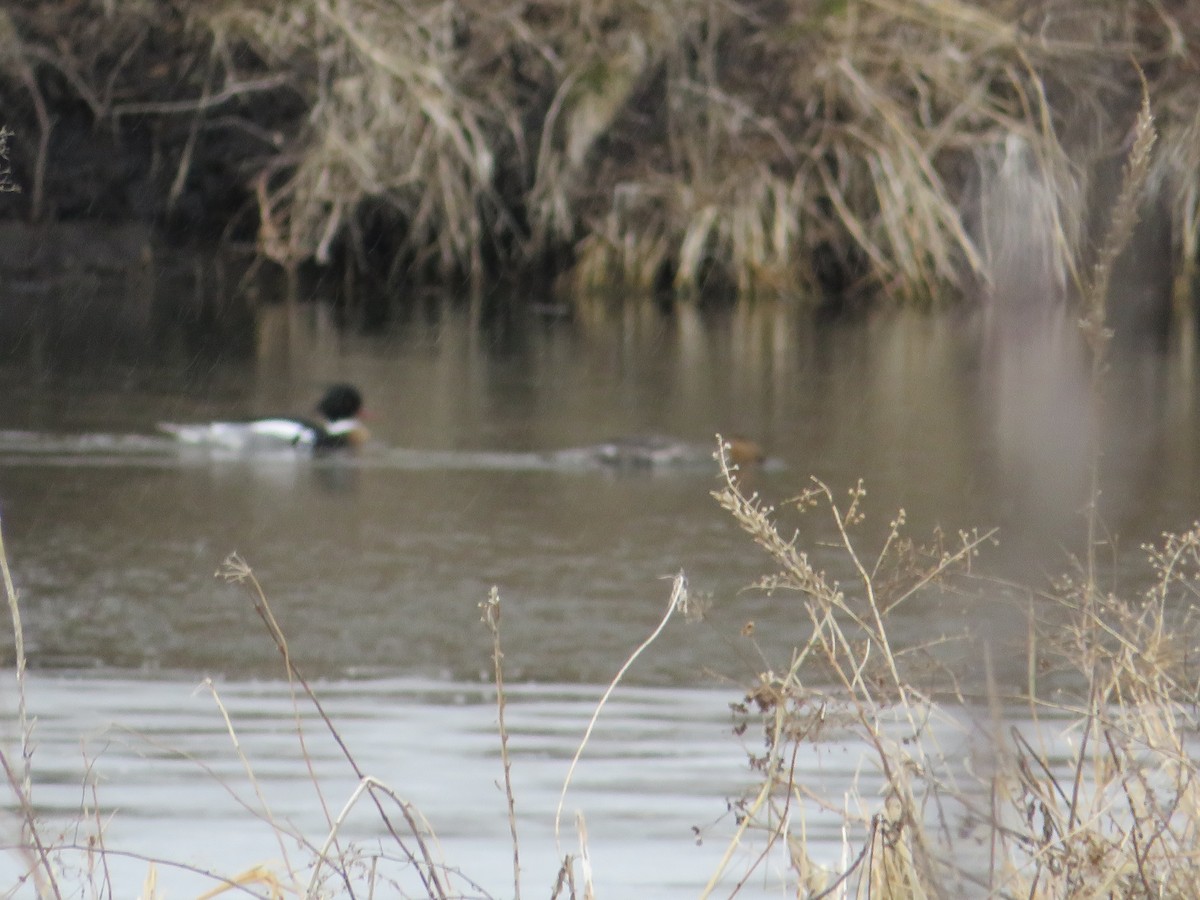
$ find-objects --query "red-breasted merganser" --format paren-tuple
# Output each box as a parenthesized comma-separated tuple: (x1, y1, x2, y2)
(160, 384, 369, 453)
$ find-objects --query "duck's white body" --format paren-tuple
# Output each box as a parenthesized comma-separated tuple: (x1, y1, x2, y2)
(160, 417, 361, 452)
(159, 385, 368, 454)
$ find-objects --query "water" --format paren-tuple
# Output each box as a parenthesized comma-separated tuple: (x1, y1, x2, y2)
(1, 271, 1198, 896)
(6, 676, 780, 898)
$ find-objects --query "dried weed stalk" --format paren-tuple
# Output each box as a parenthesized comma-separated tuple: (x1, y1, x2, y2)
(0, 517, 62, 899)
(481, 586, 522, 900)
(709, 429, 1200, 896)
(219, 552, 452, 898)
(993, 525, 1200, 897)
(708, 436, 994, 895)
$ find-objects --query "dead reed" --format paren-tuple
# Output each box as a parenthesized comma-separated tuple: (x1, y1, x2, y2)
(0, 533, 658, 898)
(708, 439, 995, 895)
(481, 586, 521, 900)
(1, 1, 1196, 303)
(0, 516, 61, 899)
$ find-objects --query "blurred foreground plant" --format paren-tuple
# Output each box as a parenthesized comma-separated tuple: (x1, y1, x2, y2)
(708, 435, 1200, 897)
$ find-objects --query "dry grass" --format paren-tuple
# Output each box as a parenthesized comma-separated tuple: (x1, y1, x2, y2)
(481, 586, 521, 900)
(0, 87, 1193, 892)
(0, 108, 1190, 895)
(697, 80, 1200, 898)
(707, 442, 995, 895)
(0, 535, 568, 898)
(6, 468, 1200, 896)
(706, 435, 1200, 897)
(0, 1, 1196, 303)
(0, 10, 1195, 897)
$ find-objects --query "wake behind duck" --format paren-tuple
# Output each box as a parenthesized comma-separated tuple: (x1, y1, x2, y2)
(3, 386, 773, 474)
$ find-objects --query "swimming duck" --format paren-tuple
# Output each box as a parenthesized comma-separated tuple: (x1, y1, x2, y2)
(160, 383, 369, 453)
(564, 434, 765, 469)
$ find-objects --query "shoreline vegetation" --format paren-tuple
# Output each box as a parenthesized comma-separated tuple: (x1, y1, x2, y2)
(0, 2, 1197, 309)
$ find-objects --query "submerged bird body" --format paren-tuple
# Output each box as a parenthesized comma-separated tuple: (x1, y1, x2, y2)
(160, 384, 368, 454)
(561, 434, 766, 470)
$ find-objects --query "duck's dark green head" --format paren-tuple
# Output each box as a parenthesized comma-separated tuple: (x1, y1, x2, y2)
(317, 384, 363, 421)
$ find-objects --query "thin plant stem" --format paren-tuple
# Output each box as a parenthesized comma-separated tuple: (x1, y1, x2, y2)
(554, 570, 689, 851)
(221, 553, 448, 900)
(481, 586, 521, 900)
(0, 516, 62, 900)
(0, 517, 32, 802)
(200, 678, 301, 890)
(1078, 66, 1157, 599)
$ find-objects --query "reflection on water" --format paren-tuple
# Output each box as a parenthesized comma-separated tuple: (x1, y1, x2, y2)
(1, 285, 1199, 683)
(1, 266, 1199, 894)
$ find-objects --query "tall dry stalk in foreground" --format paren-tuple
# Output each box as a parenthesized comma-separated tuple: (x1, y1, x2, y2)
(1078, 75, 1157, 590)
(0, 518, 62, 900)
(481, 586, 522, 900)
(220, 553, 453, 898)
(992, 521, 1200, 897)
(710, 433, 1200, 897)
(1001, 69, 1200, 900)
(708, 437, 996, 896)
(555, 571, 690, 847)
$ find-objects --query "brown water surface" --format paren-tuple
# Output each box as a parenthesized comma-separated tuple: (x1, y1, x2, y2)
(1, 272, 1197, 895)
(2, 290, 1195, 683)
